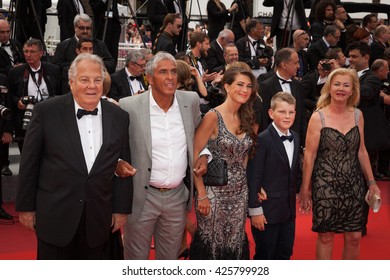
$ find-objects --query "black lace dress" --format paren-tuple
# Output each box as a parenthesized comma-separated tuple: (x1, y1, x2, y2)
(190, 109, 253, 259)
(311, 110, 365, 233)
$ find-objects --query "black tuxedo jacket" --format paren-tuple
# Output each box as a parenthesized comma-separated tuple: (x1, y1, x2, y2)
(269, 0, 308, 38)
(236, 35, 273, 70)
(0, 39, 24, 75)
(301, 69, 323, 121)
(205, 40, 225, 73)
(52, 37, 116, 73)
(309, 21, 326, 43)
(108, 68, 148, 101)
(370, 40, 389, 66)
(15, 94, 132, 248)
(307, 38, 329, 70)
(8, 63, 61, 138)
(258, 75, 306, 142)
(57, 0, 86, 41)
(247, 124, 301, 224)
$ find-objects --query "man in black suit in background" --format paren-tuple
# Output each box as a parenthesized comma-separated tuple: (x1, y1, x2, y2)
(0, 19, 24, 76)
(108, 49, 148, 101)
(8, 39, 61, 152)
(90, 0, 121, 65)
(205, 29, 235, 73)
(15, 53, 133, 260)
(52, 14, 116, 74)
(57, 0, 88, 41)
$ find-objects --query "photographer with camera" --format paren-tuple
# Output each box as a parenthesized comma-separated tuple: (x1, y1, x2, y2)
(236, 19, 274, 79)
(8, 39, 60, 152)
(0, 73, 14, 220)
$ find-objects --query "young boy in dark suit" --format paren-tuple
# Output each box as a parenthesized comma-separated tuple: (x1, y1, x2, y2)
(247, 92, 301, 260)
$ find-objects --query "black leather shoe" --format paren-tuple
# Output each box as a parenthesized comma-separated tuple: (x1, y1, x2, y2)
(0, 207, 13, 220)
(1, 166, 12, 176)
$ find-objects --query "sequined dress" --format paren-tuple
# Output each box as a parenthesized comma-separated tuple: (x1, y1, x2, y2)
(311, 110, 365, 233)
(190, 109, 253, 259)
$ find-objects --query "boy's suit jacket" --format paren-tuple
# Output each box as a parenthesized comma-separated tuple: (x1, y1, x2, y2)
(247, 124, 301, 224)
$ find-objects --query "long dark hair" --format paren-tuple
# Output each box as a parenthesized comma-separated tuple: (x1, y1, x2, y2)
(221, 66, 257, 144)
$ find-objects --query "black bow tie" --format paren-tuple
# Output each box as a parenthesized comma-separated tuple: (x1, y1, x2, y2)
(129, 75, 140, 81)
(1, 42, 10, 47)
(281, 134, 294, 142)
(279, 78, 292, 84)
(252, 40, 259, 46)
(77, 108, 98, 119)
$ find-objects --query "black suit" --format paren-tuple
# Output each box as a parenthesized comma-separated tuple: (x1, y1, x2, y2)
(0, 39, 24, 75)
(296, 49, 310, 78)
(205, 40, 225, 73)
(247, 124, 301, 259)
(307, 38, 329, 70)
(15, 94, 132, 256)
(309, 21, 327, 43)
(90, 0, 121, 64)
(301, 69, 324, 122)
(108, 68, 147, 101)
(370, 40, 389, 66)
(8, 63, 61, 142)
(258, 75, 306, 143)
(207, 0, 229, 42)
(269, 0, 308, 49)
(236, 35, 273, 70)
(57, 0, 86, 41)
(147, 0, 171, 45)
(52, 37, 116, 74)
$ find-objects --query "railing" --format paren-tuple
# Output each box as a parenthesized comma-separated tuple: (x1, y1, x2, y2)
(45, 39, 148, 71)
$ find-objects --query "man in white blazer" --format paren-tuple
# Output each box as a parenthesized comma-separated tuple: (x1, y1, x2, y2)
(118, 52, 202, 259)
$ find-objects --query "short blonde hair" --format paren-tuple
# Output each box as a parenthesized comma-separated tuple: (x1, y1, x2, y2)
(316, 68, 360, 109)
(270, 92, 296, 111)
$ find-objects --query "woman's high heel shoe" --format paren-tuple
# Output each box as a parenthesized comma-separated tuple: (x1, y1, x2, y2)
(178, 248, 189, 259)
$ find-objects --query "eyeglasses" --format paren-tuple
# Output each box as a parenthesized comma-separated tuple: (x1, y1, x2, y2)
(77, 26, 92, 31)
(133, 61, 146, 68)
(176, 25, 182, 29)
(23, 50, 40, 54)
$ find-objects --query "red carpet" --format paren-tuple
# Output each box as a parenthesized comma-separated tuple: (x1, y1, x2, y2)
(1, 181, 389, 260)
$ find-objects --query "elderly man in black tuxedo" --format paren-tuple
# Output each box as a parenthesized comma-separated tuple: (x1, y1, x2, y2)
(205, 29, 235, 73)
(8, 39, 61, 152)
(0, 19, 24, 75)
(108, 49, 148, 101)
(52, 14, 115, 74)
(15, 53, 133, 260)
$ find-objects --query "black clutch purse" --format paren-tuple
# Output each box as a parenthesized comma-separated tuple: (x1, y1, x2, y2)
(203, 158, 228, 186)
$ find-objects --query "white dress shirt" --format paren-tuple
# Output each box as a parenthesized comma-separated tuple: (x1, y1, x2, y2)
(125, 67, 144, 95)
(28, 64, 49, 102)
(272, 122, 294, 168)
(276, 71, 293, 94)
(149, 90, 187, 189)
(74, 101, 103, 173)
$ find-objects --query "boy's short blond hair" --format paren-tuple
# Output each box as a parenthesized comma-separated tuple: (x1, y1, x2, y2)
(270, 92, 296, 111)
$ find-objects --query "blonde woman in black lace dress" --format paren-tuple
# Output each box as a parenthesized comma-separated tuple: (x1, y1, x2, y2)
(190, 66, 257, 259)
(299, 68, 381, 259)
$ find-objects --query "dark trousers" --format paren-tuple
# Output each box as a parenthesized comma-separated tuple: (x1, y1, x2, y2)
(275, 28, 295, 50)
(251, 219, 295, 260)
(37, 209, 105, 260)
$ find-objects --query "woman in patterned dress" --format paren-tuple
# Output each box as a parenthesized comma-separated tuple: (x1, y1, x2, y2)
(190, 66, 257, 259)
(299, 68, 381, 259)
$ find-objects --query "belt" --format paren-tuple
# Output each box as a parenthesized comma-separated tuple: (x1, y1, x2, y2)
(149, 185, 171, 192)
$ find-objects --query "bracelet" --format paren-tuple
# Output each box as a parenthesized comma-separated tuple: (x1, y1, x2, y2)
(197, 194, 208, 201)
(367, 179, 376, 187)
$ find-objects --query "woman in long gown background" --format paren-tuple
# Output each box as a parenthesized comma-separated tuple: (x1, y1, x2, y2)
(299, 68, 381, 259)
(190, 66, 257, 259)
